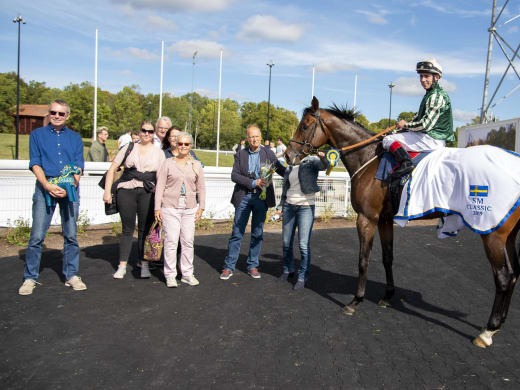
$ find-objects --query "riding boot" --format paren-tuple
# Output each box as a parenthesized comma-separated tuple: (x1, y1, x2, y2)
(390, 144, 414, 178)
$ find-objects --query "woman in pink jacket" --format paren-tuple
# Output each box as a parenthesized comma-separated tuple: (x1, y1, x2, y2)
(154, 132, 205, 288)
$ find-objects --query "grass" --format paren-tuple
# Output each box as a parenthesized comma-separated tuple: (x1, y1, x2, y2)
(0, 133, 235, 167)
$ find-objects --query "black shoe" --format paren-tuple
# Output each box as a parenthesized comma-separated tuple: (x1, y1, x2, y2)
(279, 272, 294, 281)
(391, 160, 414, 178)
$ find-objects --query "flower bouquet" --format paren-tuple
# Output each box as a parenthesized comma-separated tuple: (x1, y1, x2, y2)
(259, 161, 276, 200)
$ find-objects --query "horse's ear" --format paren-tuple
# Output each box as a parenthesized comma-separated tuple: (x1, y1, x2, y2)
(311, 96, 319, 112)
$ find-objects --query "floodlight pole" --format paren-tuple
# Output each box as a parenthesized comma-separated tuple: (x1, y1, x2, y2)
(388, 82, 395, 128)
(266, 60, 274, 141)
(13, 15, 25, 160)
(481, 0, 496, 123)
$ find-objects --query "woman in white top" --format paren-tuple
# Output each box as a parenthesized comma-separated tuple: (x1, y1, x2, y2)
(103, 121, 165, 279)
(275, 151, 329, 290)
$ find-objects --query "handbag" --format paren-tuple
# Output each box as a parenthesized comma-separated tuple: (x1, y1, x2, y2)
(98, 142, 135, 215)
(143, 220, 164, 261)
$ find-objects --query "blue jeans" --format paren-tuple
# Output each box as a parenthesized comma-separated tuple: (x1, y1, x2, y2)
(282, 203, 315, 281)
(224, 193, 267, 271)
(24, 182, 80, 281)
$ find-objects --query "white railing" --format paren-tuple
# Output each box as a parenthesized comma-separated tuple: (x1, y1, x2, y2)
(0, 160, 352, 227)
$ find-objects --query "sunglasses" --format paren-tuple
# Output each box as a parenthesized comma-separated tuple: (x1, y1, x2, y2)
(141, 129, 154, 134)
(50, 111, 67, 117)
(177, 142, 191, 147)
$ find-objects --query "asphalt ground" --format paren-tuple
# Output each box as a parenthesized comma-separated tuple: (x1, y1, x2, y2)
(1, 226, 520, 390)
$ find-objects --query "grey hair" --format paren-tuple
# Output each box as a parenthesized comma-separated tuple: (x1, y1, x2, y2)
(97, 126, 109, 133)
(49, 99, 70, 113)
(156, 116, 172, 127)
(176, 131, 193, 144)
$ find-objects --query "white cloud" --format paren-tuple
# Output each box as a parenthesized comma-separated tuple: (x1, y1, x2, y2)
(392, 77, 456, 96)
(109, 47, 159, 61)
(453, 108, 478, 123)
(119, 70, 133, 76)
(393, 77, 424, 96)
(145, 14, 177, 31)
(237, 15, 304, 42)
(167, 40, 227, 59)
(111, 0, 235, 12)
(195, 88, 215, 98)
(417, 0, 489, 17)
(315, 62, 356, 74)
(355, 10, 389, 25)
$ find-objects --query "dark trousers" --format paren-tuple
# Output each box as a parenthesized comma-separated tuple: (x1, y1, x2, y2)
(117, 187, 154, 263)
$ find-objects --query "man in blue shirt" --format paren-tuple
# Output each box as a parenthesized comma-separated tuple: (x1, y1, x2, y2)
(220, 124, 285, 280)
(19, 99, 86, 295)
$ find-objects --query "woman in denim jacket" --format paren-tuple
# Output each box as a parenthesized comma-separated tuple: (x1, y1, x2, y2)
(275, 151, 329, 290)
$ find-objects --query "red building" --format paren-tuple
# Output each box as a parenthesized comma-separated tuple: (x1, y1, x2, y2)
(12, 105, 50, 134)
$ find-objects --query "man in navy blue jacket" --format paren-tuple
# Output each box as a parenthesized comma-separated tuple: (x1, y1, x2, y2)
(220, 124, 285, 280)
(19, 99, 86, 295)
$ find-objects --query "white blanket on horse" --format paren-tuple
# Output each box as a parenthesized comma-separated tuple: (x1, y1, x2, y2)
(394, 145, 520, 236)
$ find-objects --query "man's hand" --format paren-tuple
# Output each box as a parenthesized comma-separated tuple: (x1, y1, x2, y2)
(255, 178, 268, 188)
(73, 174, 81, 188)
(396, 119, 407, 129)
(45, 183, 67, 198)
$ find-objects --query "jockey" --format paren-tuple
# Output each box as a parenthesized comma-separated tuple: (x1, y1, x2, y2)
(383, 58, 454, 177)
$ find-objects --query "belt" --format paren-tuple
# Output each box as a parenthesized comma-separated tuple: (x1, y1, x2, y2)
(247, 188, 259, 194)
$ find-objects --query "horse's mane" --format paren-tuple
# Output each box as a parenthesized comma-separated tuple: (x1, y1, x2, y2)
(304, 104, 373, 135)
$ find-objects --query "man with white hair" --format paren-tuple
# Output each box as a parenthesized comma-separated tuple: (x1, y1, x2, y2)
(155, 116, 172, 148)
(383, 58, 454, 177)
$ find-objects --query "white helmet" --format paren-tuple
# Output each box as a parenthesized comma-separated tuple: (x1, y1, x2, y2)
(416, 58, 442, 77)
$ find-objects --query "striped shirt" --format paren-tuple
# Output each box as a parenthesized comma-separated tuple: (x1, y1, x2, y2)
(405, 83, 454, 142)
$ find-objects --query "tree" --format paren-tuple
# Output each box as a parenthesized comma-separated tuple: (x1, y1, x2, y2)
(355, 114, 370, 129)
(369, 118, 396, 133)
(0, 72, 22, 133)
(112, 86, 143, 136)
(398, 112, 415, 122)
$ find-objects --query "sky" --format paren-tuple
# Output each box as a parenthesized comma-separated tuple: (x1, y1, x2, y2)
(1, 0, 519, 128)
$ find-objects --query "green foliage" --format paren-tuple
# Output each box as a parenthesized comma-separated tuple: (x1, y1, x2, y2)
(369, 118, 396, 133)
(319, 204, 335, 223)
(6, 217, 32, 246)
(195, 211, 215, 230)
(398, 112, 415, 122)
(111, 222, 122, 237)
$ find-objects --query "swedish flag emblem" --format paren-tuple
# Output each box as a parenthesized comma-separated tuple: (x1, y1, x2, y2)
(469, 185, 488, 197)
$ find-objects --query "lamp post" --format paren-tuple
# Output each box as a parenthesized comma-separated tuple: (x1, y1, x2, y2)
(189, 50, 198, 134)
(266, 60, 275, 141)
(388, 82, 395, 128)
(13, 15, 26, 160)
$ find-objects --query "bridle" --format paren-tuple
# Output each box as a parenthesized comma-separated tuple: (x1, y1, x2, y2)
(289, 109, 399, 162)
(289, 109, 335, 161)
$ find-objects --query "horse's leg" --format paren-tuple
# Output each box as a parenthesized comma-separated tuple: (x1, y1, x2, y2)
(473, 232, 512, 348)
(499, 221, 520, 324)
(378, 217, 395, 307)
(343, 213, 377, 315)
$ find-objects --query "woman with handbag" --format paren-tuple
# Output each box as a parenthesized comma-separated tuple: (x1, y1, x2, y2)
(154, 132, 205, 288)
(103, 121, 165, 279)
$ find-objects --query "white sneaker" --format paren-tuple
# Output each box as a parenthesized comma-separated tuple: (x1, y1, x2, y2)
(19, 279, 39, 295)
(181, 275, 199, 286)
(141, 264, 151, 279)
(113, 265, 127, 279)
(65, 276, 87, 291)
(166, 276, 178, 288)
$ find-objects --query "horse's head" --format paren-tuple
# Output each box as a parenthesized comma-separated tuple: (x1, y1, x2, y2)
(285, 97, 331, 165)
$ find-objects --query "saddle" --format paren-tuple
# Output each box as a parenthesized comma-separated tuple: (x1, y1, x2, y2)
(375, 151, 431, 214)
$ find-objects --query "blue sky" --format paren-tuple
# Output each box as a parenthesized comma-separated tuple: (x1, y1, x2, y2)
(1, 0, 519, 127)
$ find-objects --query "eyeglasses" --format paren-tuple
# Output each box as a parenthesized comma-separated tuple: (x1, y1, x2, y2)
(50, 111, 67, 117)
(177, 142, 191, 147)
(168, 135, 177, 140)
(141, 129, 154, 134)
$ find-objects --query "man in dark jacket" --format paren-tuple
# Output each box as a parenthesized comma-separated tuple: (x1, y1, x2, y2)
(220, 124, 285, 280)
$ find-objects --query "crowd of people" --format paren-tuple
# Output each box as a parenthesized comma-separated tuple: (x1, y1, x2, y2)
(18, 101, 316, 296)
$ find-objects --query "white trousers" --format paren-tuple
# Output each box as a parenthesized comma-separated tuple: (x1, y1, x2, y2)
(382, 131, 445, 152)
(161, 197, 197, 278)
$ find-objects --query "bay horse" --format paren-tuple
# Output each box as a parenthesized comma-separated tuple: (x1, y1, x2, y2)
(285, 97, 520, 348)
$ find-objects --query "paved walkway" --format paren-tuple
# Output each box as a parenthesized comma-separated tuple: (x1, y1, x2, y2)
(1, 226, 520, 389)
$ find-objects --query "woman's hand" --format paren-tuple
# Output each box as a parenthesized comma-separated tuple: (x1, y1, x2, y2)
(154, 210, 162, 222)
(317, 151, 325, 158)
(195, 208, 203, 223)
(103, 190, 112, 204)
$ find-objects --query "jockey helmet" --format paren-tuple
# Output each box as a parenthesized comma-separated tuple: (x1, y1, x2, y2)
(416, 58, 442, 77)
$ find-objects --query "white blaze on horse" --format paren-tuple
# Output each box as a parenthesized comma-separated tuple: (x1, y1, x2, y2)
(285, 97, 520, 348)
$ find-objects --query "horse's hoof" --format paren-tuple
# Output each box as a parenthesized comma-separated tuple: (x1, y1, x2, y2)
(378, 299, 391, 308)
(472, 336, 489, 348)
(342, 305, 355, 316)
